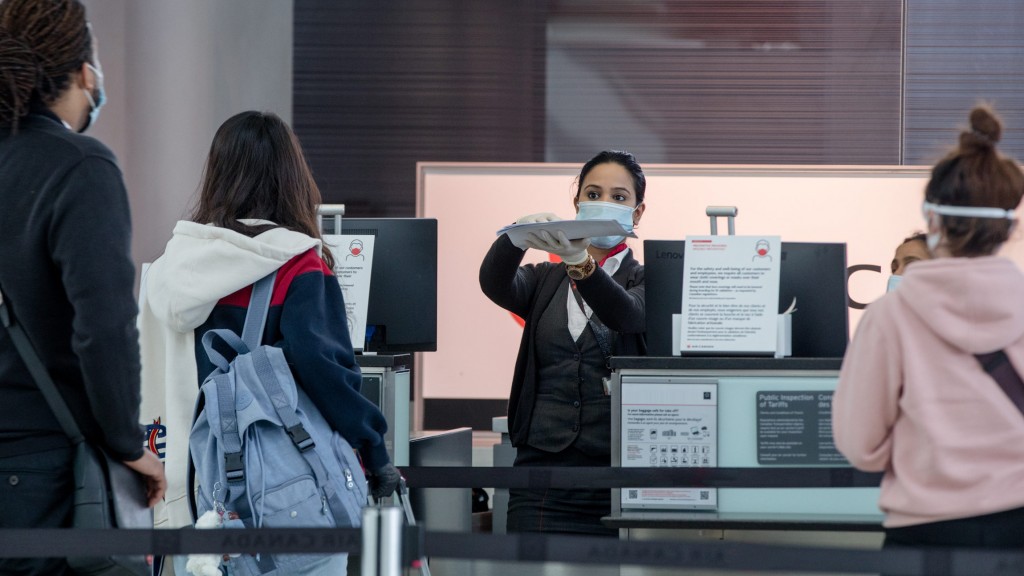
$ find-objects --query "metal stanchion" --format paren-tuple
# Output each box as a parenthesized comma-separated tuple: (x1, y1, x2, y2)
(379, 507, 404, 576)
(361, 507, 381, 576)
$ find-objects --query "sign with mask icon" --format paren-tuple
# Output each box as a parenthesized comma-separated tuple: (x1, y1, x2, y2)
(681, 235, 782, 355)
(324, 234, 375, 351)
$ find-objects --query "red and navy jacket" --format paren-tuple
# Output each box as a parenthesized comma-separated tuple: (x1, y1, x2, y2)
(194, 249, 390, 470)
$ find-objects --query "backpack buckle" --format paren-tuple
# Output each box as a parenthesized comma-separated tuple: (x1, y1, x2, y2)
(225, 452, 245, 481)
(286, 424, 316, 452)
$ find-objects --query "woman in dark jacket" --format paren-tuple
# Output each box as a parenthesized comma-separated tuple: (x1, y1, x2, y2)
(480, 150, 646, 535)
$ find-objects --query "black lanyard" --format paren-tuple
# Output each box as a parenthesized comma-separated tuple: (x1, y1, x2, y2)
(570, 284, 613, 366)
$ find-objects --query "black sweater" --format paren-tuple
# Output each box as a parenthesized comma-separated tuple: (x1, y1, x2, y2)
(479, 234, 646, 447)
(0, 111, 143, 461)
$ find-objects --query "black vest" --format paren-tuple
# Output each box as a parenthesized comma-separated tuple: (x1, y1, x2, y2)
(527, 279, 611, 456)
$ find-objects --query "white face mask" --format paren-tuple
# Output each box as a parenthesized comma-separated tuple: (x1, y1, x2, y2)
(576, 200, 638, 249)
(921, 201, 1017, 252)
(80, 63, 106, 133)
(886, 275, 902, 292)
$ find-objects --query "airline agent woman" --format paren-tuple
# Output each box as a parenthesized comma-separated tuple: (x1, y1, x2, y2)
(480, 150, 646, 535)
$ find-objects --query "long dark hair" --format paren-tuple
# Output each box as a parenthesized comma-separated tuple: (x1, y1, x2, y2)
(0, 0, 92, 132)
(191, 111, 334, 269)
(925, 105, 1024, 257)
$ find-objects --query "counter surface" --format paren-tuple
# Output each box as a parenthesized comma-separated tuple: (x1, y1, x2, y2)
(355, 353, 411, 369)
(604, 511, 883, 532)
(610, 356, 843, 371)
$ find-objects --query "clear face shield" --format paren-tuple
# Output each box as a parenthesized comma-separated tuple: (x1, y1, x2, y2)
(921, 201, 1018, 251)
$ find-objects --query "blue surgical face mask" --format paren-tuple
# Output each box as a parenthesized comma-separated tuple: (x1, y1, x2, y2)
(576, 200, 637, 249)
(886, 275, 902, 292)
(80, 63, 106, 133)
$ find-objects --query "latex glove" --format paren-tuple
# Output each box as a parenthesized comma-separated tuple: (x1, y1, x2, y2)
(524, 229, 590, 265)
(368, 462, 402, 500)
(508, 213, 561, 249)
(516, 212, 561, 225)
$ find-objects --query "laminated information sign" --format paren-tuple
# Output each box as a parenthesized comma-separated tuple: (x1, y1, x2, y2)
(756, 390, 848, 465)
(620, 378, 718, 510)
(680, 235, 781, 354)
(324, 234, 375, 351)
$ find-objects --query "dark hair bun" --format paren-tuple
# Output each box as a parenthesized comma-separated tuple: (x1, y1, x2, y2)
(960, 105, 1002, 150)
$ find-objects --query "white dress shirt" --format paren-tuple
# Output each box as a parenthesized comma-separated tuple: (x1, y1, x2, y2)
(566, 248, 629, 340)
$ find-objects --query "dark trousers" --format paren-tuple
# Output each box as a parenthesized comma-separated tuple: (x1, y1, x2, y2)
(0, 446, 74, 575)
(884, 506, 1024, 549)
(507, 443, 616, 537)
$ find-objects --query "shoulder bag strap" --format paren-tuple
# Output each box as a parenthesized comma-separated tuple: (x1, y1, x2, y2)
(0, 286, 85, 444)
(975, 350, 1024, 418)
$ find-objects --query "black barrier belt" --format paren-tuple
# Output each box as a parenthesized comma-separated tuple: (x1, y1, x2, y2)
(400, 466, 883, 489)
(3, 528, 1024, 576)
(424, 532, 1024, 576)
(0, 528, 365, 558)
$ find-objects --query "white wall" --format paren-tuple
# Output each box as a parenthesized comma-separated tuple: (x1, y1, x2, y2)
(82, 0, 293, 273)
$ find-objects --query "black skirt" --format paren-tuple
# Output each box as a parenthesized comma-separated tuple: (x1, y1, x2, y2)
(506, 443, 617, 537)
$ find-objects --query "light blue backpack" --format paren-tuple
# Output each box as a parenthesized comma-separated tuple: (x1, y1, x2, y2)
(188, 271, 368, 574)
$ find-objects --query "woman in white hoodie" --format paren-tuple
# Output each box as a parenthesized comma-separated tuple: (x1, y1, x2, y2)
(138, 111, 400, 571)
(833, 105, 1024, 548)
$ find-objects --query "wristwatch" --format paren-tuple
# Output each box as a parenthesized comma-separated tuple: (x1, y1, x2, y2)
(565, 255, 597, 280)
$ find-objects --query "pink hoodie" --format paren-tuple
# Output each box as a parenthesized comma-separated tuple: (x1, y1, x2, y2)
(833, 256, 1024, 527)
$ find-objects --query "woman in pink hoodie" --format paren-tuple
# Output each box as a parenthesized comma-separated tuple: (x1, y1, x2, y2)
(833, 105, 1024, 548)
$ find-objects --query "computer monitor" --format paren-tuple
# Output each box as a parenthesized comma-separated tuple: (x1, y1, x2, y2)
(644, 240, 849, 358)
(323, 218, 438, 353)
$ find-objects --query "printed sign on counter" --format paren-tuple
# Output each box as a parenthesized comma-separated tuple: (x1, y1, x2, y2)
(620, 378, 718, 510)
(680, 235, 781, 355)
(324, 234, 375, 351)
(756, 390, 848, 465)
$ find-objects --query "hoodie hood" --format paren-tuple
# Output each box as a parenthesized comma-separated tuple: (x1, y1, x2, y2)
(144, 220, 320, 333)
(898, 256, 1024, 353)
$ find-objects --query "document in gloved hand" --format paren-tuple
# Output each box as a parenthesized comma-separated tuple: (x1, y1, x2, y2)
(497, 219, 636, 247)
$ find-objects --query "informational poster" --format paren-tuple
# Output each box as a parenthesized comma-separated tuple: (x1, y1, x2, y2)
(680, 235, 781, 355)
(756, 391, 848, 465)
(620, 379, 718, 510)
(324, 234, 375, 351)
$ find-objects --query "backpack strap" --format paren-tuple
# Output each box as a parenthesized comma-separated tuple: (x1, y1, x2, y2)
(186, 271, 281, 528)
(210, 272, 279, 496)
(241, 272, 276, 352)
(200, 329, 247, 373)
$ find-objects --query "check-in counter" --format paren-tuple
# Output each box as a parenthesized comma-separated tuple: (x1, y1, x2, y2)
(608, 356, 884, 537)
(356, 354, 411, 466)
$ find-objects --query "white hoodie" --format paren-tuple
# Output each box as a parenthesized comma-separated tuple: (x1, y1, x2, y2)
(138, 221, 319, 529)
